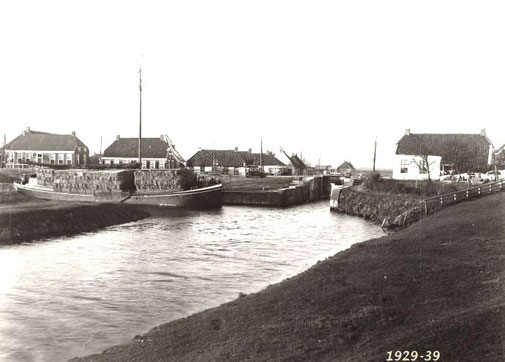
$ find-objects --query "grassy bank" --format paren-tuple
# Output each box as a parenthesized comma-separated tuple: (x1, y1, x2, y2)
(0, 195, 149, 245)
(74, 192, 505, 361)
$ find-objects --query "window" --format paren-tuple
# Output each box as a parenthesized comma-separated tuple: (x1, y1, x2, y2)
(222, 167, 229, 174)
(155, 161, 159, 169)
(400, 159, 409, 173)
(67, 159, 72, 165)
(200, 166, 205, 172)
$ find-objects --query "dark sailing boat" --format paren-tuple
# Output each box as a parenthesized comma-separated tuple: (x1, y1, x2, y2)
(13, 67, 223, 209)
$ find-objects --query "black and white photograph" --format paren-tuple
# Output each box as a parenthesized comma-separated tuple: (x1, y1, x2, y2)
(1, 1, 505, 361)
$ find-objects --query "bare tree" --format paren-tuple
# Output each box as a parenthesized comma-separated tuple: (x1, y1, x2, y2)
(411, 154, 436, 183)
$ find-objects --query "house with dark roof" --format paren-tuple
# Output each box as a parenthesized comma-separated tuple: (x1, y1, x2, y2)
(102, 135, 182, 169)
(2, 127, 89, 168)
(336, 161, 355, 176)
(393, 128, 494, 180)
(186, 148, 285, 175)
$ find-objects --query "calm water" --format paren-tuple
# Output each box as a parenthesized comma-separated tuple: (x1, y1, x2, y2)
(0, 201, 383, 361)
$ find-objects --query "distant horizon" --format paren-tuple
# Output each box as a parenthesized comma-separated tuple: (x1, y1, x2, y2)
(1, 1, 504, 170)
(1, 126, 502, 170)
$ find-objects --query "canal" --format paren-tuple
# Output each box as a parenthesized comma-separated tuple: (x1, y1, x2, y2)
(0, 201, 384, 361)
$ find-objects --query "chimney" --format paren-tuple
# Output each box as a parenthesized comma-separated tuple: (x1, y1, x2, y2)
(71, 131, 76, 136)
(248, 148, 252, 153)
(234, 147, 238, 152)
(405, 128, 410, 136)
(480, 128, 486, 137)
(22, 127, 30, 136)
(116, 135, 120, 140)
(160, 135, 164, 140)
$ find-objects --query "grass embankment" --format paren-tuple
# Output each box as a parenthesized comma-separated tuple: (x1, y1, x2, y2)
(336, 177, 475, 228)
(0, 193, 149, 245)
(362, 176, 469, 198)
(74, 192, 505, 362)
(221, 176, 295, 191)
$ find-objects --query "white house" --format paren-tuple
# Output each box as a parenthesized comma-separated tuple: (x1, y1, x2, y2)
(393, 154, 442, 181)
(392, 128, 494, 181)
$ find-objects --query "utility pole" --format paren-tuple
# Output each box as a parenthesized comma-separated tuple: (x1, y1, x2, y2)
(373, 138, 377, 172)
(138, 65, 142, 167)
(260, 137, 264, 172)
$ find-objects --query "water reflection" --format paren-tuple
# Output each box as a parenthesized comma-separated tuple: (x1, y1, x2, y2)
(0, 201, 383, 361)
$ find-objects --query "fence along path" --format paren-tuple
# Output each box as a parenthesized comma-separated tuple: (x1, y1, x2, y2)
(391, 180, 505, 228)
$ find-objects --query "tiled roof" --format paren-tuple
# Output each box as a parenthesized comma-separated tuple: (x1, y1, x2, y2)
(103, 138, 169, 158)
(396, 133, 492, 172)
(5, 130, 88, 151)
(187, 150, 285, 167)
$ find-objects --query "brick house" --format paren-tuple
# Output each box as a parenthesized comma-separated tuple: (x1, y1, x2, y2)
(2, 127, 89, 168)
(102, 135, 183, 169)
(187, 148, 285, 175)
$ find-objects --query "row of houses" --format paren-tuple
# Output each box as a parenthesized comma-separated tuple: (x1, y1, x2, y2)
(0, 127, 357, 176)
(0, 127, 502, 180)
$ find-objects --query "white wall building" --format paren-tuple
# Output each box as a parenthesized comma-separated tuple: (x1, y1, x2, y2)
(392, 154, 442, 181)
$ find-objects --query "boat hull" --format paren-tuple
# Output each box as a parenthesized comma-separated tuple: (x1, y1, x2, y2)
(124, 184, 223, 209)
(13, 183, 223, 209)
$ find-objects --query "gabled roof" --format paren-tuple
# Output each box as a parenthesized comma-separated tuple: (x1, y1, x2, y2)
(337, 161, 355, 171)
(5, 130, 88, 151)
(396, 132, 493, 171)
(103, 138, 169, 158)
(187, 149, 285, 167)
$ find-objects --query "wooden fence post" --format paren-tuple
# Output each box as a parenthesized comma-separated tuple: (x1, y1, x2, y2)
(453, 193, 457, 201)
(424, 200, 428, 215)
(478, 187, 481, 195)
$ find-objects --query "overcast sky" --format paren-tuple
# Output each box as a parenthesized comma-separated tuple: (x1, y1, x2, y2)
(1, 1, 504, 168)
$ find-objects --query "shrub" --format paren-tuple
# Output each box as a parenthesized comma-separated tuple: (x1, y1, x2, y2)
(176, 167, 198, 190)
(365, 171, 382, 189)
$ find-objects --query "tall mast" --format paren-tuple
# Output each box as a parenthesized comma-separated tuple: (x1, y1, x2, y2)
(373, 137, 377, 172)
(138, 65, 142, 166)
